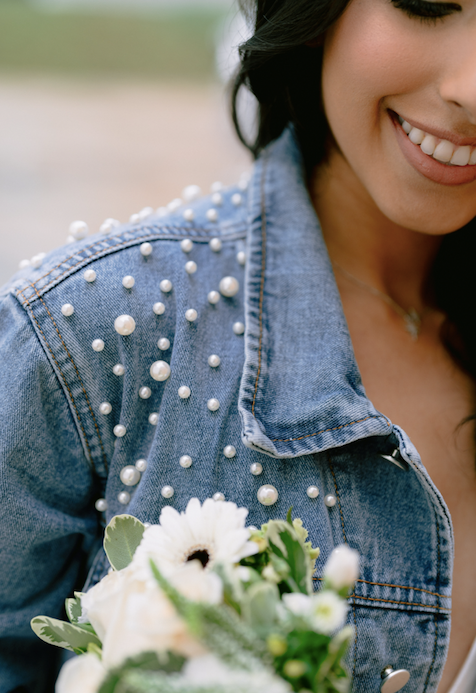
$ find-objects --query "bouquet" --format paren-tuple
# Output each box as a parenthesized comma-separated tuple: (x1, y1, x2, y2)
(31, 498, 359, 693)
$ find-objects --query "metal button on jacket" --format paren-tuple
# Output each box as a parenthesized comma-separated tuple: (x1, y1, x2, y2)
(380, 666, 410, 693)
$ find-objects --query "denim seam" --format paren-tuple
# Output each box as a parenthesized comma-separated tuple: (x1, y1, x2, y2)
(29, 284, 108, 474)
(18, 290, 94, 469)
(350, 595, 449, 611)
(271, 414, 390, 442)
(314, 577, 448, 599)
(423, 506, 441, 692)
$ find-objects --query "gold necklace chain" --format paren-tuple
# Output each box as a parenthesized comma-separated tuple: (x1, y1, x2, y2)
(333, 262, 423, 340)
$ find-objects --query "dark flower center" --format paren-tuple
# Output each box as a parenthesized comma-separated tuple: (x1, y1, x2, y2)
(186, 549, 210, 568)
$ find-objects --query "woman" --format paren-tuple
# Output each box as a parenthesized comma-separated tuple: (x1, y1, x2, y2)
(1, 0, 475, 691)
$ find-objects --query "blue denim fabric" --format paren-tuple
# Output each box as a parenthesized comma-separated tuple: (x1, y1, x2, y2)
(0, 127, 452, 693)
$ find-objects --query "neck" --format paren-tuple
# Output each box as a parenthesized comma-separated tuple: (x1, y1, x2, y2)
(310, 149, 443, 313)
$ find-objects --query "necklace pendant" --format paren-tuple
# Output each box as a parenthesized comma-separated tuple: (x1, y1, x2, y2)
(404, 309, 421, 341)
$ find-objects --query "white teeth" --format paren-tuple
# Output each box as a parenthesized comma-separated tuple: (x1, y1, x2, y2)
(421, 135, 437, 156)
(433, 140, 454, 163)
(400, 117, 476, 166)
(471, 149, 476, 165)
(402, 120, 412, 134)
(450, 145, 471, 166)
(408, 127, 425, 145)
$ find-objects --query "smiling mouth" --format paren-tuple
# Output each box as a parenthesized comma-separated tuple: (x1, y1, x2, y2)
(397, 115, 476, 167)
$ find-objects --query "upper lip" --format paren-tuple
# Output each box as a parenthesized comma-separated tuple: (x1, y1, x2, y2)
(392, 110, 476, 148)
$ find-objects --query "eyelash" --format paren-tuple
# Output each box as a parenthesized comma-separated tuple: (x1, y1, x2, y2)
(391, 0, 462, 21)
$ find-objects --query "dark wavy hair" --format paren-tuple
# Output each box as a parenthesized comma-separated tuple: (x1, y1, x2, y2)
(231, 0, 476, 400)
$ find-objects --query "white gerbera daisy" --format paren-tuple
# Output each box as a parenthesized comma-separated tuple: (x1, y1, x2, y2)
(132, 497, 258, 578)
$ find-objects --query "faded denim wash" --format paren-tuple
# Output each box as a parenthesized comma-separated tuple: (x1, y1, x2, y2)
(0, 127, 452, 693)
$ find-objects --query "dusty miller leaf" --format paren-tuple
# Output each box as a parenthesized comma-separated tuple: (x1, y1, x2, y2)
(104, 514, 145, 571)
(31, 615, 101, 654)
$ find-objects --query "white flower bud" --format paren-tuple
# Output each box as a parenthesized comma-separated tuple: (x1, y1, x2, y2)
(324, 544, 360, 591)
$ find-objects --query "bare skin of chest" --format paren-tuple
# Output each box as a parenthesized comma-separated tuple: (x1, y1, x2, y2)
(339, 286, 476, 693)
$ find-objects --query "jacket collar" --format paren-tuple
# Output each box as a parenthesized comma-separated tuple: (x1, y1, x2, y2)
(239, 127, 391, 458)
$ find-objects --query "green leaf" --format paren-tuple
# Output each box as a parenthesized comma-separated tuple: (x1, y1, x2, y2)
(31, 615, 102, 655)
(241, 581, 280, 635)
(286, 507, 293, 526)
(98, 651, 185, 693)
(266, 521, 311, 594)
(104, 514, 145, 571)
(65, 594, 83, 624)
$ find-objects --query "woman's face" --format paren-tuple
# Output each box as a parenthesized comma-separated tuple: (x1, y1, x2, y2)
(321, 0, 476, 234)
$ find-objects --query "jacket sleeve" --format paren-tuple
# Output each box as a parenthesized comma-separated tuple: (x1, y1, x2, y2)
(0, 292, 100, 693)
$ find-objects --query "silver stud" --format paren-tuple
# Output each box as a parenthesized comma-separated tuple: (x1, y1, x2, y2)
(114, 314, 136, 336)
(92, 339, 105, 352)
(140, 242, 153, 257)
(134, 459, 147, 473)
(95, 498, 107, 512)
(114, 424, 127, 438)
(153, 302, 165, 315)
(307, 485, 320, 499)
(157, 337, 170, 351)
(324, 494, 337, 507)
(160, 279, 173, 293)
(206, 208, 218, 222)
(167, 198, 183, 212)
(31, 253, 45, 269)
(149, 412, 159, 425)
(233, 322, 245, 335)
(236, 251, 246, 266)
(150, 360, 171, 382)
(211, 192, 223, 206)
(250, 462, 263, 476)
(100, 218, 120, 235)
(179, 455, 192, 468)
(257, 484, 278, 506)
(223, 445, 236, 459)
(232, 193, 243, 206)
(380, 667, 410, 693)
(185, 308, 198, 322)
(208, 290, 220, 304)
(219, 276, 239, 297)
(180, 238, 193, 253)
(208, 354, 221, 368)
(61, 303, 74, 317)
(178, 386, 191, 399)
(211, 181, 223, 193)
(210, 238, 222, 252)
(113, 363, 125, 376)
(99, 402, 112, 415)
(139, 386, 152, 399)
(118, 491, 131, 505)
(183, 209, 195, 222)
(161, 485, 174, 499)
(84, 269, 97, 282)
(207, 398, 220, 412)
(213, 492, 225, 502)
(120, 465, 141, 486)
(69, 220, 88, 240)
(122, 275, 135, 289)
(185, 260, 197, 274)
(182, 184, 201, 202)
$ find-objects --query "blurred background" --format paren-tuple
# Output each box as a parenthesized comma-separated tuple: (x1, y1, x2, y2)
(0, 0, 252, 284)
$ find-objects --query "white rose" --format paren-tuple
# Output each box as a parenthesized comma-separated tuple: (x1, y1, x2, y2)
(183, 654, 292, 693)
(323, 545, 360, 591)
(55, 653, 105, 693)
(309, 591, 348, 635)
(282, 592, 312, 617)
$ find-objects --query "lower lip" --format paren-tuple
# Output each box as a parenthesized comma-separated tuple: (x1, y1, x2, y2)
(390, 113, 476, 186)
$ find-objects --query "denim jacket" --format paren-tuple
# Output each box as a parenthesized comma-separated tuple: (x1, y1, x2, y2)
(0, 127, 452, 693)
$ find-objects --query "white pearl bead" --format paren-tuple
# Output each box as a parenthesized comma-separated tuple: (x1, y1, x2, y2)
(139, 386, 152, 399)
(30, 254, 45, 269)
(208, 354, 221, 368)
(149, 412, 159, 425)
(213, 492, 225, 502)
(180, 238, 193, 253)
(232, 193, 243, 206)
(129, 213, 140, 223)
(157, 337, 170, 351)
(156, 207, 168, 217)
(69, 220, 88, 240)
(257, 484, 278, 506)
(118, 491, 130, 505)
(325, 494, 337, 507)
(135, 458, 148, 472)
(140, 242, 153, 257)
(153, 302, 165, 316)
(210, 238, 222, 252)
(114, 424, 127, 438)
(122, 275, 135, 289)
(179, 455, 192, 468)
(167, 198, 183, 212)
(185, 308, 198, 322)
(206, 208, 218, 222)
(84, 269, 97, 282)
(19, 259, 30, 269)
(233, 322, 245, 335)
(185, 261, 197, 274)
(138, 206, 154, 220)
(236, 251, 246, 266)
(99, 218, 120, 235)
(143, 522, 151, 528)
(211, 192, 223, 206)
(250, 462, 263, 476)
(99, 402, 112, 415)
(95, 498, 107, 512)
(182, 184, 201, 202)
(178, 386, 191, 399)
(61, 303, 74, 317)
(113, 363, 125, 376)
(150, 360, 171, 382)
(160, 279, 173, 293)
(114, 314, 136, 336)
(219, 276, 239, 297)
(92, 339, 105, 352)
(161, 485, 174, 499)
(307, 486, 320, 499)
(211, 181, 223, 192)
(208, 291, 220, 304)
(207, 398, 220, 412)
(120, 465, 141, 486)
(223, 445, 236, 459)
(238, 175, 250, 191)
(183, 209, 195, 222)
